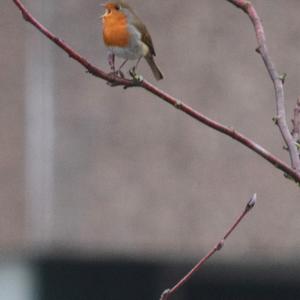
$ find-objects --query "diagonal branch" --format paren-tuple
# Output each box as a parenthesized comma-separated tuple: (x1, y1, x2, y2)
(12, 0, 300, 184)
(292, 98, 300, 145)
(226, 0, 300, 173)
(160, 193, 257, 300)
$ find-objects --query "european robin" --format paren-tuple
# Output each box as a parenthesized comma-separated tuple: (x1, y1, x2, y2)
(101, 1, 163, 80)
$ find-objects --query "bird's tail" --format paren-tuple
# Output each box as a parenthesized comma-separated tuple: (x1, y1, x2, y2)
(145, 55, 163, 81)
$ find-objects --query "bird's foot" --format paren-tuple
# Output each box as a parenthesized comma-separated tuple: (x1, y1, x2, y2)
(106, 70, 120, 86)
(116, 69, 125, 78)
(107, 69, 125, 78)
(129, 67, 143, 83)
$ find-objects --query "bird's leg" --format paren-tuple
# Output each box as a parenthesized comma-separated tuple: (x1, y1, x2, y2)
(130, 56, 142, 75)
(107, 51, 116, 73)
(117, 59, 128, 78)
(129, 56, 143, 82)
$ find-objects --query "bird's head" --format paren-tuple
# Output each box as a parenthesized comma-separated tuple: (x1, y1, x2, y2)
(101, 1, 132, 19)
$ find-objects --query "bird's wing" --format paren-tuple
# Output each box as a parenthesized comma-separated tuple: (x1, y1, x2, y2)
(124, 4, 156, 57)
(132, 19, 156, 56)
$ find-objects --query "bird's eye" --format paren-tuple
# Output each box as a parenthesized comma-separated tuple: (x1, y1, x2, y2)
(115, 5, 120, 10)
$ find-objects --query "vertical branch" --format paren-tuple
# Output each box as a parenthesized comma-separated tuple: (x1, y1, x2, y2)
(292, 98, 300, 145)
(226, 0, 300, 173)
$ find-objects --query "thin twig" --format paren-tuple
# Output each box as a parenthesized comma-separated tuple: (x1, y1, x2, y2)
(12, 0, 300, 183)
(160, 194, 257, 300)
(292, 98, 300, 146)
(226, 0, 300, 173)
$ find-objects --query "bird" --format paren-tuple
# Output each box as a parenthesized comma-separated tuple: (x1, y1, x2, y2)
(101, 1, 163, 81)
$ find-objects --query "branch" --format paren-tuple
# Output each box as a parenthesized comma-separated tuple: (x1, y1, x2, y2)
(292, 98, 300, 145)
(12, 0, 300, 184)
(226, 0, 300, 173)
(160, 193, 257, 300)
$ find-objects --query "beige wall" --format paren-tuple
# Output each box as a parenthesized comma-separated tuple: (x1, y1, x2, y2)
(1, 0, 300, 262)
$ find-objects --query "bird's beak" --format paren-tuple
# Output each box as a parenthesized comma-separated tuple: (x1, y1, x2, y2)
(99, 3, 107, 19)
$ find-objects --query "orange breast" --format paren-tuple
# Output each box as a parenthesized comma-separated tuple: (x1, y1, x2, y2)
(102, 12, 130, 47)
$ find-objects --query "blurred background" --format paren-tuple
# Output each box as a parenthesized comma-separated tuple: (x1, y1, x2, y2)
(2, 0, 300, 299)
